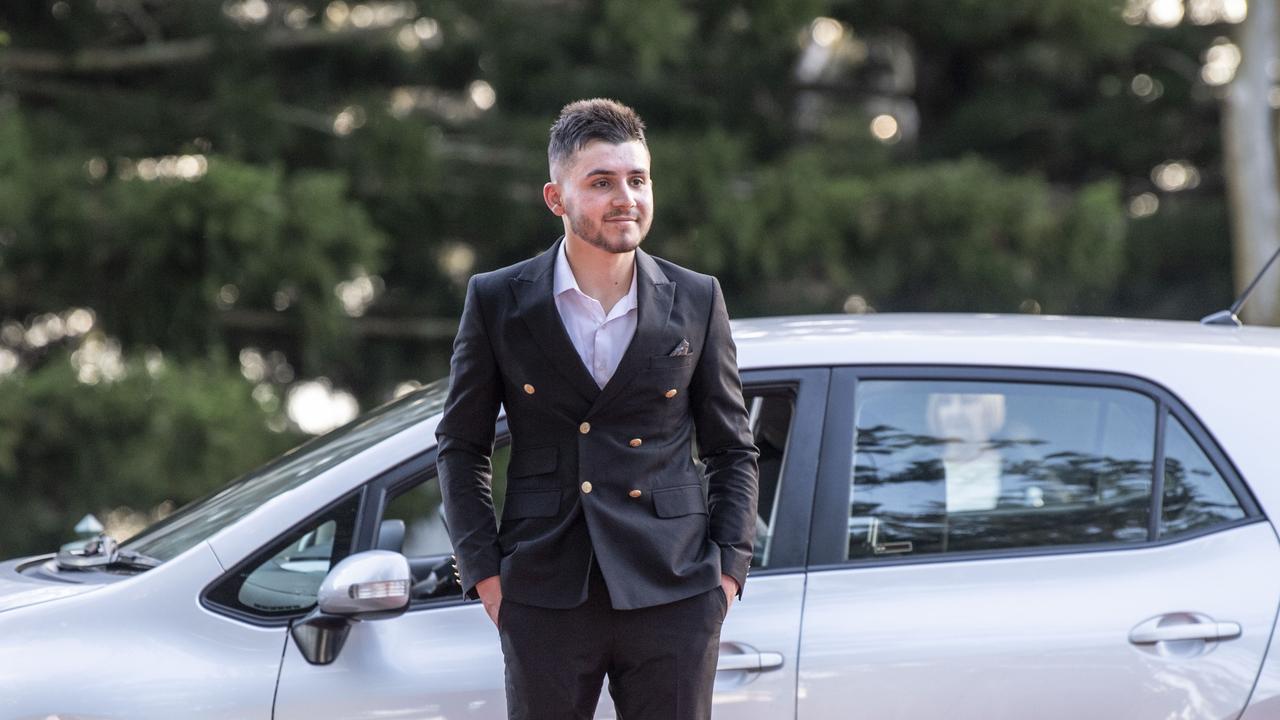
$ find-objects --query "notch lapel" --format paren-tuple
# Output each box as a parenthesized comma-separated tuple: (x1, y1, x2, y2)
(589, 248, 675, 415)
(509, 239, 601, 405)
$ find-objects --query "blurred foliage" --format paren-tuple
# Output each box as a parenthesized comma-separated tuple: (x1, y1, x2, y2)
(0, 0, 1240, 556)
(0, 352, 302, 555)
(0, 105, 385, 368)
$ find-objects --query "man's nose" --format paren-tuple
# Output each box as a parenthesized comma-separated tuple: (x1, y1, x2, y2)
(613, 186, 638, 207)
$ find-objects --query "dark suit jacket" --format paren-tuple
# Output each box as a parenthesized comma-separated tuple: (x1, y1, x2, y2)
(435, 238, 759, 610)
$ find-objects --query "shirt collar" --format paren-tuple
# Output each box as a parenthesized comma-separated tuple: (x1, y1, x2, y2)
(554, 239, 639, 314)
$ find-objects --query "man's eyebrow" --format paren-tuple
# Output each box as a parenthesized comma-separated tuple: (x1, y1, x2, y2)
(585, 168, 649, 178)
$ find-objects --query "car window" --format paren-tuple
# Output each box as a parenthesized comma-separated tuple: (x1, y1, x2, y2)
(1160, 415, 1246, 537)
(847, 380, 1155, 560)
(205, 492, 361, 619)
(379, 444, 511, 602)
(385, 445, 511, 556)
(744, 389, 794, 569)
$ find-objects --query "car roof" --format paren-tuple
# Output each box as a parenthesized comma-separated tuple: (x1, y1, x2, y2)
(731, 313, 1280, 370)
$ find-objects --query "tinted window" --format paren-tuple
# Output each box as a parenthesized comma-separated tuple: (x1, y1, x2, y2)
(848, 380, 1155, 560)
(1161, 415, 1245, 537)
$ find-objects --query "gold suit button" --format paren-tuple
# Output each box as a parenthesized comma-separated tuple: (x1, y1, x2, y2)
(581, 481, 593, 494)
(523, 383, 535, 395)
(629, 438, 643, 448)
(628, 489, 642, 498)
(664, 388, 678, 399)
(579, 422, 591, 434)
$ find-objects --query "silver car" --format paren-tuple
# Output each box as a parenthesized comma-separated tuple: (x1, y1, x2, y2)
(3, 314, 1279, 720)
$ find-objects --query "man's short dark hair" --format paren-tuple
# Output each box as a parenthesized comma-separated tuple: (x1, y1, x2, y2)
(548, 98, 647, 178)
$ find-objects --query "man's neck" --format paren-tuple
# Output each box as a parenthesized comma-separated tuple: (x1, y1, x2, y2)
(564, 236, 635, 313)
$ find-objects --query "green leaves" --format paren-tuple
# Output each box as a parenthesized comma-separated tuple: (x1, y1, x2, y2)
(650, 142, 1126, 316)
(844, 158, 1125, 313)
(0, 353, 302, 557)
(0, 155, 385, 362)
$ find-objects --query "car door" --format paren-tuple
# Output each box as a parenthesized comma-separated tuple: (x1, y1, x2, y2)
(270, 368, 826, 720)
(797, 367, 1280, 720)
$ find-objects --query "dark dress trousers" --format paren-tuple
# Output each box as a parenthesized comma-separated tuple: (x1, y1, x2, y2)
(436, 237, 760, 611)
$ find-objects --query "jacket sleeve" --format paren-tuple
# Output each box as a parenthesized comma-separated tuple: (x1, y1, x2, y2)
(689, 277, 759, 598)
(435, 275, 505, 600)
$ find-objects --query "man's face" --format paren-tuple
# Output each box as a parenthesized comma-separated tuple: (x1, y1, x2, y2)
(546, 139, 653, 254)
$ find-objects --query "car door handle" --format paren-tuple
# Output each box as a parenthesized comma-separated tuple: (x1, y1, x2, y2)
(716, 651, 784, 672)
(1129, 616, 1241, 644)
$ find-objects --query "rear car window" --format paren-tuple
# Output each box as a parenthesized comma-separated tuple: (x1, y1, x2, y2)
(845, 378, 1251, 561)
(844, 379, 1157, 558)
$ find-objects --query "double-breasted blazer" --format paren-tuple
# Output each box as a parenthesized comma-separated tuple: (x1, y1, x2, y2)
(436, 238, 759, 610)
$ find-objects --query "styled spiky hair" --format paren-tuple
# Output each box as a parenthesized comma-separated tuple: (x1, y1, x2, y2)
(548, 98, 647, 178)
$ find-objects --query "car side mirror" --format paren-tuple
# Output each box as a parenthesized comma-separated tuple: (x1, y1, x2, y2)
(290, 550, 412, 666)
(317, 549, 412, 617)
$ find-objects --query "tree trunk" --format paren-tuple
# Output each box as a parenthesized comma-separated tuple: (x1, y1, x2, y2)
(1223, 0, 1280, 325)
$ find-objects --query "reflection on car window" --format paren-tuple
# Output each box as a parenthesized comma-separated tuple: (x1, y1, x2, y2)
(238, 520, 338, 613)
(847, 380, 1155, 560)
(745, 391, 794, 569)
(207, 493, 361, 618)
(1161, 416, 1245, 537)
(123, 378, 450, 563)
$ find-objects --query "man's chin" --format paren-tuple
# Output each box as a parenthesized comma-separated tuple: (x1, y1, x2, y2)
(585, 230, 644, 254)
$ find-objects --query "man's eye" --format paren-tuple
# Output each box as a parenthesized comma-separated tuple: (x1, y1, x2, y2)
(593, 180, 609, 188)
(630, 177, 646, 186)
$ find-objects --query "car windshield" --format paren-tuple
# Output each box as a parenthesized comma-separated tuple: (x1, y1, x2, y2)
(118, 378, 450, 563)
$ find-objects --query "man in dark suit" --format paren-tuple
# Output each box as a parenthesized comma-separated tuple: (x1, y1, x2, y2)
(436, 98, 759, 720)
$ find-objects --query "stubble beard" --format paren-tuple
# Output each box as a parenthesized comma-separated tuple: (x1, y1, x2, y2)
(569, 212, 648, 254)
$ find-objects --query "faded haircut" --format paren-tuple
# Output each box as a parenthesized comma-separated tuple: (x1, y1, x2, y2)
(548, 98, 647, 180)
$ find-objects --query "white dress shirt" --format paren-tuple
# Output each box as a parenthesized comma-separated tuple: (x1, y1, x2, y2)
(553, 240, 639, 389)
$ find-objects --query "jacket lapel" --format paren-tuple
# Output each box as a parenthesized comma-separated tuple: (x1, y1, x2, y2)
(589, 247, 674, 415)
(509, 239, 601, 405)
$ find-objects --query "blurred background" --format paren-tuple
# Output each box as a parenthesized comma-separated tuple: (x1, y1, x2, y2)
(0, 0, 1276, 558)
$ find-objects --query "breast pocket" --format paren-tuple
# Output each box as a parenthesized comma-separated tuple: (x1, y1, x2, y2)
(635, 360, 695, 418)
(649, 353, 694, 370)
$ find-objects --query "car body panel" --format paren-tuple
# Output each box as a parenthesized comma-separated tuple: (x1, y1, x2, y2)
(0, 542, 284, 720)
(1239, 604, 1280, 718)
(0, 559, 105, 612)
(797, 521, 1280, 720)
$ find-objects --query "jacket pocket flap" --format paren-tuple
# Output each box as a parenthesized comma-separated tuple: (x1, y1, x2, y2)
(508, 445, 558, 478)
(502, 489, 561, 520)
(649, 353, 694, 369)
(652, 484, 708, 518)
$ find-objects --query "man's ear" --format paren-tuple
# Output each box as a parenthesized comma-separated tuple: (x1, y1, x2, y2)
(543, 182, 563, 216)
